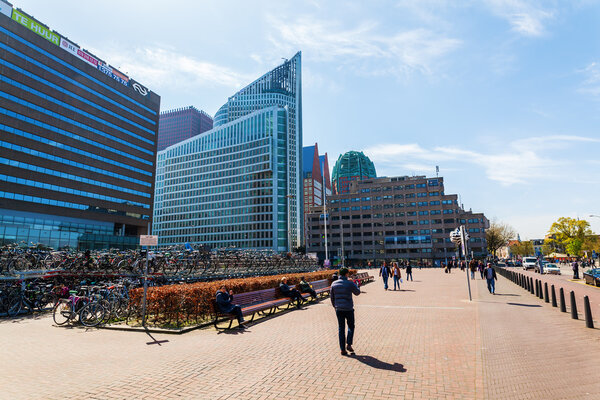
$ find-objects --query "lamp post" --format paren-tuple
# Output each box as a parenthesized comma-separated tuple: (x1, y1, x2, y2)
(589, 215, 600, 266)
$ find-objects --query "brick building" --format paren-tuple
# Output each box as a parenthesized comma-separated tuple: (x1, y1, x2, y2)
(306, 175, 489, 266)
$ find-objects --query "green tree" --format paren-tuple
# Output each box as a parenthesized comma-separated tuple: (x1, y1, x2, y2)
(547, 217, 594, 257)
(510, 241, 534, 257)
(486, 221, 516, 257)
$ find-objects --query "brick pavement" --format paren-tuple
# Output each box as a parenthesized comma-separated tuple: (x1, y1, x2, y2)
(1, 269, 599, 399)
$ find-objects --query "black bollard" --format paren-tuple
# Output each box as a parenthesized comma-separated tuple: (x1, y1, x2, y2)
(570, 291, 578, 320)
(535, 279, 539, 297)
(544, 282, 549, 303)
(559, 288, 566, 312)
(584, 296, 594, 329)
(551, 285, 557, 307)
(530, 277, 535, 294)
(539, 281, 544, 299)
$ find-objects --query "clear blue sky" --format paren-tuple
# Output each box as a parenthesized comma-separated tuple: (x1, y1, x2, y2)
(12, 0, 600, 239)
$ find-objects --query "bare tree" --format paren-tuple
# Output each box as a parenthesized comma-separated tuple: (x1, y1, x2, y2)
(486, 221, 516, 257)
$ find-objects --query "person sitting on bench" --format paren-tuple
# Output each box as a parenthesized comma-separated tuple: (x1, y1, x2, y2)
(298, 276, 318, 301)
(215, 286, 246, 329)
(279, 277, 304, 308)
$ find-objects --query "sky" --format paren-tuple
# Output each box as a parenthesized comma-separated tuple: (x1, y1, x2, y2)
(10, 0, 600, 239)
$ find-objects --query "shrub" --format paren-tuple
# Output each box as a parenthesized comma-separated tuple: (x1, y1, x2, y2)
(129, 269, 356, 328)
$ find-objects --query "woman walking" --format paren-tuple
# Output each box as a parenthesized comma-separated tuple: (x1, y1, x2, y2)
(392, 262, 402, 290)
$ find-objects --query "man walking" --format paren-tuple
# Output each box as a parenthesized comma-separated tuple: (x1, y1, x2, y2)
(406, 262, 413, 281)
(379, 262, 392, 291)
(330, 267, 361, 356)
(485, 263, 497, 294)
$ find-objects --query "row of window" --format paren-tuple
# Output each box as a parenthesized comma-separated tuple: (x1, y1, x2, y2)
(0, 139, 151, 186)
(0, 174, 150, 209)
(0, 123, 152, 176)
(0, 56, 155, 135)
(0, 190, 148, 220)
(0, 91, 153, 156)
(357, 180, 441, 193)
(0, 27, 157, 117)
(0, 157, 150, 198)
(0, 108, 153, 166)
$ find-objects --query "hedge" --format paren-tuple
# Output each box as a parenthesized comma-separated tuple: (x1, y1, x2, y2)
(128, 269, 356, 329)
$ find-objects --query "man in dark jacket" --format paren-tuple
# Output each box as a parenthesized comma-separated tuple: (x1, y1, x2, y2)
(215, 286, 246, 329)
(405, 262, 413, 281)
(379, 262, 392, 290)
(298, 276, 318, 301)
(331, 267, 361, 355)
(484, 263, 497, 294)
(280, 277, 303, 308)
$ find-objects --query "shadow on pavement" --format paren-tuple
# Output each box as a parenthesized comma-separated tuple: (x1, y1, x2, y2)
(145, 327, 169, 345)
(507, 303, 542, 308)
(493, 293, 520, 297)
(351, 355, 406, 372)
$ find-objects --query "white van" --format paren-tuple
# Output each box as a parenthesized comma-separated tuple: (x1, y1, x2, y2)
(523, 257, 537, 270)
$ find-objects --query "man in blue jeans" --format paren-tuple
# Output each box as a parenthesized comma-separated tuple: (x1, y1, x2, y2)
(485, 263, 497, 294)
(379, 262, 392, 291)
(330, 267, 361, 356)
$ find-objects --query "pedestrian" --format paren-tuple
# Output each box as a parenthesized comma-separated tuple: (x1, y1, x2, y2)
(485, 263, 497, 294)
(330, 267, 361, 356)
(392, 262, 402, 290)
(406, 262, 413, 281)
(447, 260, 452, 273)
(379, 261, 392, 291)
(469, 260, 476, 280)
(215, 286, 247, 329)
(279, 277, 304, 308)
(478, 261, 484, 279)
(572, 259, 579, 279)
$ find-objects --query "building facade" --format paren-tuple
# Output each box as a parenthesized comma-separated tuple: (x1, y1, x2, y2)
(302, 143, 330, 245)
(0, 3, 160, 250)
(157, 106, 213, 151)
(306, 175, 489, 265)
(153, 53, 302, 251)
(332, 151, 377, 194)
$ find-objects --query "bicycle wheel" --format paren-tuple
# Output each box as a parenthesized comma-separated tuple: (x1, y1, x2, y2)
(52, 300, 72, 325)
(79, 302, 106, 327)
(7, 293, 22, 317)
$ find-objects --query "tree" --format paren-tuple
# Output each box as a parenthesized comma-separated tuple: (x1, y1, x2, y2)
(510, 241, 534, 257)
(486, 221, 516, 257)
(546, 217, 594, 257)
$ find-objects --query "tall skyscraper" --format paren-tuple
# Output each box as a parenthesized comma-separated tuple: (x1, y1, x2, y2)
(0, 3, 160, 250)
(157, 106, 213, 151)
(332, 151, 377, 194)
(153, 53, 302, 251)
(302, 143, 330, 245)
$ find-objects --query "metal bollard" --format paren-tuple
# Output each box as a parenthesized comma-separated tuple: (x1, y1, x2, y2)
(544, 282, 549, 303)
(584, 296, 594, 329)
(551, 285, 557, 307)
(539, 281, 544, 299)
(530, 277, 535, 294)
(559, 288, 566, 312)
(570, 291, 578, 320)
(535, 279, 539, 297)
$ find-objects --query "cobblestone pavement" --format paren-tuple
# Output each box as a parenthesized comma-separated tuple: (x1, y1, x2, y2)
(1, 269, 599, 400)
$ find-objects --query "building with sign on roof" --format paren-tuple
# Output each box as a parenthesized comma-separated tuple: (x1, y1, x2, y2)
(153, 53, 302, 252)
(0, 1, 160, 249)
(158, 106, 213, 151)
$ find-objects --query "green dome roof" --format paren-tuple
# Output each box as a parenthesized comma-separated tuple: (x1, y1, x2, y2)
(332, 151, 377, 183)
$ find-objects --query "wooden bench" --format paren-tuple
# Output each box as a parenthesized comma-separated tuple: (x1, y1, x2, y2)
(350, 272, 374, 285)
(213, 279, 332, 330)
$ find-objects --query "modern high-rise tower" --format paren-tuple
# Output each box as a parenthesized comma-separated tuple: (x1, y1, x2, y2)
(153, 53, 302, 251)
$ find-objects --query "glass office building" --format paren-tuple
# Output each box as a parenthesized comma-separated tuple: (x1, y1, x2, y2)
(0, 3, 160, 249)
(153, 53, 302, 251)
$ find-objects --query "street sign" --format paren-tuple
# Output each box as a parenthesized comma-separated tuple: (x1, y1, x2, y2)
(140, 235, 158, 246)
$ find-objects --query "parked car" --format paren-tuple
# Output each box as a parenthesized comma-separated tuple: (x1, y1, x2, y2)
(506, 260, 515, 267)
(543, 263, 561, 275)
(523, 257, 537, 270)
